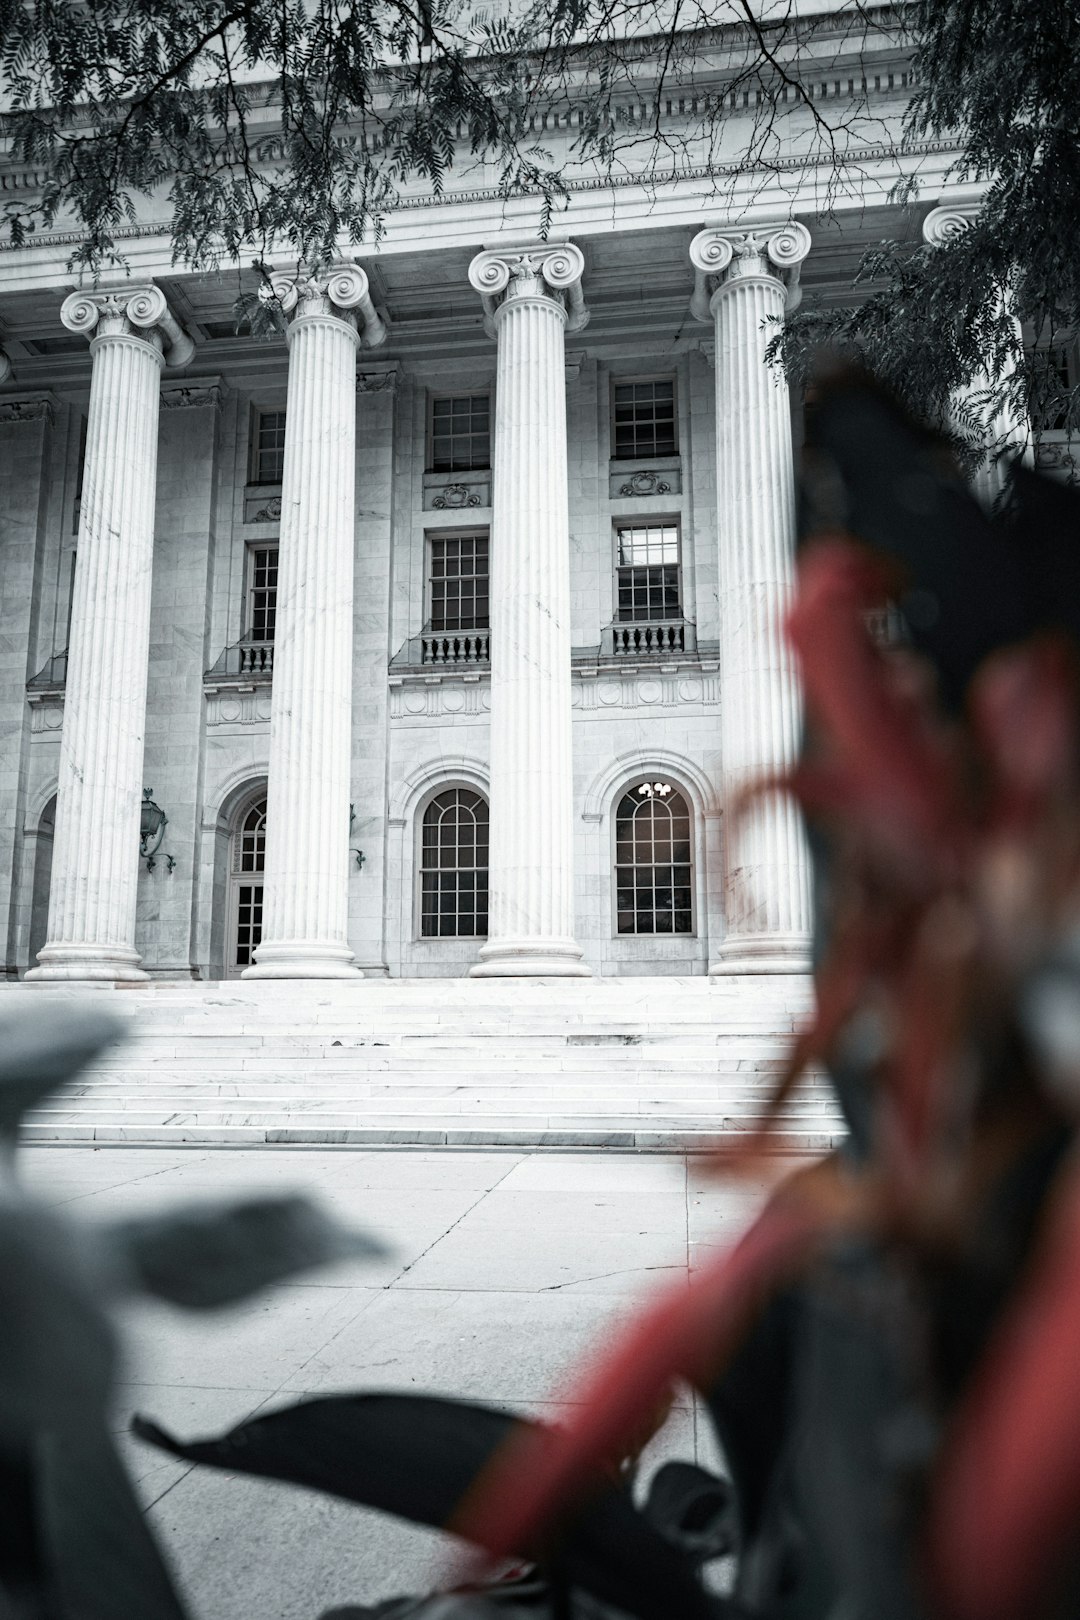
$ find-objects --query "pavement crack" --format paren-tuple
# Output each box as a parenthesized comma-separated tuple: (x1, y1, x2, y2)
(389, 1159, 521, 1287)
(542, 1264, 682, 1291)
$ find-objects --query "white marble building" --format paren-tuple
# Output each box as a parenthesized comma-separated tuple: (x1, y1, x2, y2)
(0, 14, 995, 992)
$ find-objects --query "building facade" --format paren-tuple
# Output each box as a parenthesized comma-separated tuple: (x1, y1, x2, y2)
(0, 14, 1020, 985)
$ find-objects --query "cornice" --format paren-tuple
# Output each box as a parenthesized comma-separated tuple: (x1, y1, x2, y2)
(0, 137, 960, 263)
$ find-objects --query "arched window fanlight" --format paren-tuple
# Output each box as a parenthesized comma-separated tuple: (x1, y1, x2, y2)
(615, 779, 693, 934)
(420, 788, 489, 938)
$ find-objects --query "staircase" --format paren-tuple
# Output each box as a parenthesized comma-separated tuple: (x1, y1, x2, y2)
(1, 976, 843, 1151)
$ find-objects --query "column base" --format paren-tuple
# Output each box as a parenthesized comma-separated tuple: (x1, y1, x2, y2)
(242, 940, 360, 980)
(26, 943, 148, 983)
(709, 931, 812, 977)
(469, 937, 592, 978)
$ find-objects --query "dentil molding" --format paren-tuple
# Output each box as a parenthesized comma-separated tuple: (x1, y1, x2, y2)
(60, 284, 195, 367)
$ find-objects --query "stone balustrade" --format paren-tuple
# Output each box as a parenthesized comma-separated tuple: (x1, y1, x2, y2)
(421, 630, 490, 666)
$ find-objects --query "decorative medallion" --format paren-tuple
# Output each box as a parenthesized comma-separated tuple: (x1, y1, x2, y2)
(617, 470, 672, 497)
(432, 482, 482, 509)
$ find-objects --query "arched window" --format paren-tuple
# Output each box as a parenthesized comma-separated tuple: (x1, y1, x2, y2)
(615, 779, 693, 934)
(420, 788, 489, 938)
(230, 796, 267, 972)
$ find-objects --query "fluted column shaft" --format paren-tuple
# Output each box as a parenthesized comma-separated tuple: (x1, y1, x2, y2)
(245, 264, 383, 978)
(468, 243, 590, 976)
(691, 225, 813, 973)
(29, 286, 191, 981)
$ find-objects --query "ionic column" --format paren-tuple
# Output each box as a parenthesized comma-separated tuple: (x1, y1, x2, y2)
(690, 222, 814, 973)
(922, 204, 1032, 509)
(467, 241, 590, 977)
(28, 287, 193, 981)
(244, 264, 385, 978)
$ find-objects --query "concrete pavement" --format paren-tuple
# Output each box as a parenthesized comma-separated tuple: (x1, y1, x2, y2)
(20, 1146, 777, 1620)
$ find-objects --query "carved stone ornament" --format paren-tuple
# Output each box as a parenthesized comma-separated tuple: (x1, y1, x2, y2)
(689, 220, 812, 318)
(60, 285, 195, 368)
(432, 482, 482, 510)
(254, 496, 283, 521)
(356, 367, 398, 394)
(922, 203, 979, 246)
(468, 240, 589, 336)
(262, 262, 387, 349)
(0, 396, 56, 427)
(618, 470, 672, 497)
(160, 380, 225, 411)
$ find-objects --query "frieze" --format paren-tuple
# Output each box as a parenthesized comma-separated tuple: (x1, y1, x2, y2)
(205, 689, 273, 727)
(389, 667, 718, 720)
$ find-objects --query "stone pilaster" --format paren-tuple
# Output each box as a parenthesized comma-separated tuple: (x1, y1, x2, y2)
(467, 241, 590, 977)
(922, 203, 1032, 508)
(244, 264, 385, 978)
(690, 222, 813, 973)
(27, 286, 191, 981)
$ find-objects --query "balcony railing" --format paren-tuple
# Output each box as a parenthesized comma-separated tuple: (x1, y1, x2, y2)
(422, 630, 490, 666)
(610, 620, 688, 657)
(204, 638, 275, 682)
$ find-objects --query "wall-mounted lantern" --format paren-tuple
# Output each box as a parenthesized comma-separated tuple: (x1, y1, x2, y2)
(349, 803, 364, 870)
(140, 789, 176, 873)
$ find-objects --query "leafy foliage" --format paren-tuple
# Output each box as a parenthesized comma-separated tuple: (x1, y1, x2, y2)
(0, 1, 901, 279)
(775, 0, 1080, 450)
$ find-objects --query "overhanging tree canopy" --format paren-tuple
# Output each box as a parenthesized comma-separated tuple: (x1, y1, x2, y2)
(1, 1, 1078, 441)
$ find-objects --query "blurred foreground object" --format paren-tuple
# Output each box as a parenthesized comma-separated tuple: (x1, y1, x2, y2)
(134, 376, 1080, 1617)
(0, 1001, 386, 1619)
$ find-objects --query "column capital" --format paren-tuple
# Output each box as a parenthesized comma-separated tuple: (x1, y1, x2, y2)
(689, 220, 811, 320)
(469, 240, 589, 338)
(60, 284, 194, 369)
(922, 203, 980, 245)
(264, 262, 387, 349)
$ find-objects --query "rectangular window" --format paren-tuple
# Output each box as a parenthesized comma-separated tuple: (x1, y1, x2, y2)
(615, 523, 681, 622)
(429, 532, 490, 631)
(612, 378, 677, 461)
(248, 545, 278, 641)
(429, 394, 491, 472)
(252, 409, 287, 484)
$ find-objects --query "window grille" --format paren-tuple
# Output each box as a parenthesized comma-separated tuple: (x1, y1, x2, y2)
(615, 780, 693, 935)
(232, 797, 267, 969)
(612, 379, 676, 460)
(248, 546, 278, 642)
(430, 395, 491, 472)
(615, 524, 681, 621)
(420, 788, 489, 938)
(253, 410, 287, 484)
(429, 533, 490, 632)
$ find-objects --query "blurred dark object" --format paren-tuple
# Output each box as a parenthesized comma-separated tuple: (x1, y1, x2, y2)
(0, 1000, 385, 1619)
(134, 1393, 732, 1620)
